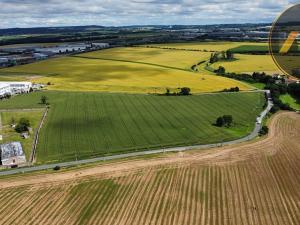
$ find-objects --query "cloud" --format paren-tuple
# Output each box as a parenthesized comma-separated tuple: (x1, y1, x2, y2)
(0, 0, 297, 28)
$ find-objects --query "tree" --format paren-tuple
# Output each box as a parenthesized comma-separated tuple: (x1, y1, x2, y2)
(209, 53, 219, 64)
(15, 118, 30, 133)
(259, 125, 269, 136)
(216, 117, 225, 127)
(180, 87, 191, 95)
(288, 83, 300, 98)
(165, 88, 170, 96)
(215, 66, 226, 75)
(234, 87, 240, 92)
(223, 115, 233, 127)
(41, 95, 48, 105)
(226, 50, 234, 60)
(270, 105, 280, 114)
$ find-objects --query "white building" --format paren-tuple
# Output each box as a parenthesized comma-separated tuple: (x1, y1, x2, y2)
(92, 43, 110, 49)
(0, 82, 32, 94)
(35, 43, 90, 55)
(0, 83, 11, 97)
(0, 142, 26, 166)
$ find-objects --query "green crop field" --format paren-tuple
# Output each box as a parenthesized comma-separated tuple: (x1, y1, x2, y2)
(0, 91, 265, 164)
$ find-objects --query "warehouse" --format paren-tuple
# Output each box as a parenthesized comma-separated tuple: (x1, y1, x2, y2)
(0, 82, 32, 94)
(0, 83, 11, 98)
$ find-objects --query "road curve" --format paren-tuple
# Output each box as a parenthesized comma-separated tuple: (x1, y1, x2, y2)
(0, 93, 273, 176)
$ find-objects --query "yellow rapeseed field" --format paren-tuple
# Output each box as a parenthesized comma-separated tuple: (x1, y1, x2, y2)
(81, 47, 211, 70)
(0, 46, 255, 93)
(211, 54, 280, 74)
(146, 42, 268, 52)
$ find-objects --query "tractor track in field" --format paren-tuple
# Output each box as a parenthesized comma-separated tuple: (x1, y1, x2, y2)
(71, 55, 193, 73)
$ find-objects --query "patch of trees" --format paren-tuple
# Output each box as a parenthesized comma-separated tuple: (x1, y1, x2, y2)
(222, 87, 240, 92)
(0, 93, 11, 100)
(214, 70, 278, 84)
(215, 66, 226, 75)
(209, 50, 234, 64)
(265, 83, 291, 112)
(215, 115, 233, 127)
(288, 83, 300, 99)
(164, 87, 191, 96)
(15, 118, 31, 133)
(212, 69, 297, 111)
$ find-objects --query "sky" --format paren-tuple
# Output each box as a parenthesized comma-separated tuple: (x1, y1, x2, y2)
(0, 0, 299, 28)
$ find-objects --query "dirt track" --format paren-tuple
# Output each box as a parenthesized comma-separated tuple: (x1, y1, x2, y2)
(0, 111, 298, 189)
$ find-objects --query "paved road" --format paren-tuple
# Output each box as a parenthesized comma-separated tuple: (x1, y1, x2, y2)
(0, 95, 273, 176)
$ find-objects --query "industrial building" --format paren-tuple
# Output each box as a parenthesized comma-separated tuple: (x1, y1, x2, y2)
(0, 142, 26, 167)
(0, 83, 11, 98)
(0, 82, 32, 95)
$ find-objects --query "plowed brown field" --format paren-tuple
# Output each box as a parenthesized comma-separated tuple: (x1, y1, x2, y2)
(0, 112, 299, 225)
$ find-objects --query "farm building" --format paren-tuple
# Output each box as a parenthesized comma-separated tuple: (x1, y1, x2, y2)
(0, 142, 26, 166)
(0, 81, 32, 94)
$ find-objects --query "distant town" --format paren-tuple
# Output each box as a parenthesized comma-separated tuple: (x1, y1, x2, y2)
(0, 42, 109, 68)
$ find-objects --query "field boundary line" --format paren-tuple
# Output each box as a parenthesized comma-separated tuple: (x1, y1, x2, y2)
(0, 108, 45, 112)
(72, 55, 193, 73)
(30, 107, 48, 164)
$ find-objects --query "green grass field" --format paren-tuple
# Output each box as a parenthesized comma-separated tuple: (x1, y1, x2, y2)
(0, 91, 265, 164)
(280, 94, 300, 110)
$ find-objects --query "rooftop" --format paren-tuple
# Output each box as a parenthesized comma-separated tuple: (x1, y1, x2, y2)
(0, 142, 25, 160)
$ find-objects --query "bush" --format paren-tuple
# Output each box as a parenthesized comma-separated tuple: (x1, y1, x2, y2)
(215, 115, 233, 127)
(40, 95, 48, 105)
(216, 117, 225, 127)
(270, 105, 280, 114)
(222, 87, 240, 92)
(15, 118, 30, 133)
(165, 88, 170, 96)
(288, 83, 300, 98)
(259, 125, 269, 136)
(179, 87, 191, 96)
(215, 66, 226, 75)
(53, 166, 61, 171)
